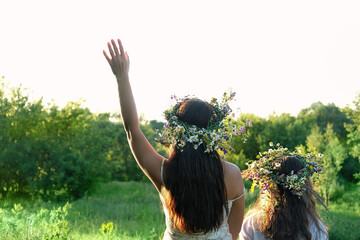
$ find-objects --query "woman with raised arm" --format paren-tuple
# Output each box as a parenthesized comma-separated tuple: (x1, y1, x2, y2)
(240, 144, 328, 240)
(103, 39, 246, 239)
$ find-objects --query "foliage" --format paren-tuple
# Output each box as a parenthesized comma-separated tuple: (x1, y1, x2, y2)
(233, 112, 309, 162)
(232, 113, 266, 160)
(298, 101, 350, 140)
(1, 77, 360, 204)
(0, 200, 71, 240)
(99, 222, 114, 236)
(0, 78, 166, 200)
(106, 118, 160, 182)
(42, 202, 72, 240)
(344, 93, 360, 179)
(259, 113, 308, 151)
(318, 182, 360, 240)
(306, 125, 348, 204)
(1, 181, 359, 239)
(0, 82, 112, 200)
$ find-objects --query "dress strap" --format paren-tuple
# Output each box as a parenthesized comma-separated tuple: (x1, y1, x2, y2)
(230, 186, 245, 202)
(161, 158, 166, 186)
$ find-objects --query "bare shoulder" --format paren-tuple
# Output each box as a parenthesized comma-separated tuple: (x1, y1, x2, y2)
(223, 161, 242, 179)
(223, 161, 244, 200)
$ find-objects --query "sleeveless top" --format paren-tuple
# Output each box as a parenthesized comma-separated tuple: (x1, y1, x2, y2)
(160, 159, 244, 240)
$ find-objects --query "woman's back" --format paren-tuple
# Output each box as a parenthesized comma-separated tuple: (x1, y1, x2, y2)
(158, 98, 246, 239)
(161, 159, 244, 239)
(103, 40, 247, 239)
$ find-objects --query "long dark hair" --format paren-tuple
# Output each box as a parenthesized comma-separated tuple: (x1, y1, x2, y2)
(161, 99, 228, 233)
(250, 156, 327, 240)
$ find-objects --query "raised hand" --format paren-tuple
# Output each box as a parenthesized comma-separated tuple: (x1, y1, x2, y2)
(103, 38, 164, 191)
(103, 39, 130, 78)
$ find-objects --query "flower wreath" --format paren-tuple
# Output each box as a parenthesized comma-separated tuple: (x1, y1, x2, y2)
(154, 91, 251, 155)
(242, 143, 323, 198)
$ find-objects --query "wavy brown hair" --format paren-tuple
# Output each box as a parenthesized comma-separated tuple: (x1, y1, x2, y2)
(161, 99, 228, 234)
(248, 156, 327, 240)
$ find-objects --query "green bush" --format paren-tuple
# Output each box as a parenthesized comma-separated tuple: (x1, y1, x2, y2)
(0, 79, 163, 201)
(0, 80, 112, 200)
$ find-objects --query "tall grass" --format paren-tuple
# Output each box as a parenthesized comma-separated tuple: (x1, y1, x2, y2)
(319, 182, 360, 240)
(0, 181, 359, 239)
(0, 182, 164, 240)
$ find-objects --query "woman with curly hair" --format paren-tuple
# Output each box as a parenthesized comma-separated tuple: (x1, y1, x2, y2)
(240, 146, 328, 240)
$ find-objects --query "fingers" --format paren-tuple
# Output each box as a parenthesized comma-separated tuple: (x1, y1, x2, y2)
(103, 50, 111, 64)
(104, 39, 127, 65)
(118, 39, 125, 57)
(111, 39, 120, 55)
(107, 42, 115, 58)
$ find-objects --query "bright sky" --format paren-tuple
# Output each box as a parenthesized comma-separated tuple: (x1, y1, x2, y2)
(1, 0, 359, 121)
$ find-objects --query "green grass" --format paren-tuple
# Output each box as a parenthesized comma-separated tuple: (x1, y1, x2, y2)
(0, 181, 359, 239)
(0, 182, 164, 240)
(68, 181, 164, 240)
(319, 182, 360, 240)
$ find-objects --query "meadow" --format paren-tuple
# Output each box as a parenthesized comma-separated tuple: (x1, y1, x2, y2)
(0, 181, 359, 240)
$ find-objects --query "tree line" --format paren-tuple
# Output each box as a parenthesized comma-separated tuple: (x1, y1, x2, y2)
(1, 77, 359, 203)
(231, 99, 360, 204)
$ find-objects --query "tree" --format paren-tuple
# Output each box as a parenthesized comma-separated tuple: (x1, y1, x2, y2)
(0, 78, 112, 200)
(232, 113, 266, 161)
(298, 101, 350, 141)
(306, 124, 347, 204)
(233, 113, 308, 167)
(344, 93, 360, 180)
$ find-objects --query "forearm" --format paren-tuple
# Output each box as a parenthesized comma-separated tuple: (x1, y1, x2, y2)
(116, 74, 139, 132)
(103, 39, 140, 139)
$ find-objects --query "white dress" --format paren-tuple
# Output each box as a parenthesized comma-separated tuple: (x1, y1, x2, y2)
(239, 212, 328, 240)
(160, 159, 244, 240)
